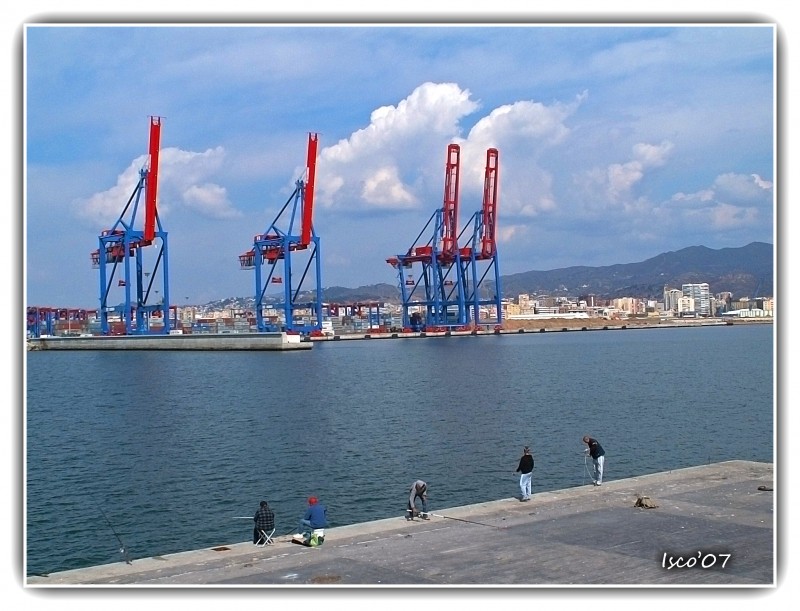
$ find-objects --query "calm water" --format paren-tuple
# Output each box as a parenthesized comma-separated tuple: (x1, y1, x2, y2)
(25, 324, 774, 576)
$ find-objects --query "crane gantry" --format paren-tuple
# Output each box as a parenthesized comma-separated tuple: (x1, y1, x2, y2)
(90, 116, 174, 335)
(239, 133, 323, 334)
(387, 144, 502, 331)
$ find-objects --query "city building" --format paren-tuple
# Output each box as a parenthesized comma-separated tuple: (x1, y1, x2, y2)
(682, 283, 711, 316)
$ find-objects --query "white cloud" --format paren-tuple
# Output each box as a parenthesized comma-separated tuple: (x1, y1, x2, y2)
(609, 141, 673, 201)
(182, 183, 242, 219)
(456, 92, 586, 219)
(709, 202, 759, 229)
(632, 141, 673, 167)
(607, 161, 645, 202)
(496, 224, 526, 244)
(671, 189, 715, 204)
(664, 172, 771, 230)
(465, 95, 580, 150)
(315, 84, 586, 222)
(316, 82, 480, 211)
(580, 140, 674, 205)
(751, 174, 773, 190)
(73, 146, 240, 227)
(76, 160, 144, 227)
(361, 166, 417, 208)
(712, 172, 774, 204)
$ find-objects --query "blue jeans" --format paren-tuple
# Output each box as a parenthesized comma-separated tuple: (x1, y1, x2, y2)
(519, 472, 532, 499)
(299, 519, 321, 533)
(408, 494, 428, 514)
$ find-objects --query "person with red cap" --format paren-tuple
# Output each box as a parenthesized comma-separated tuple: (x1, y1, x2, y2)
(299, 496, 327, 534)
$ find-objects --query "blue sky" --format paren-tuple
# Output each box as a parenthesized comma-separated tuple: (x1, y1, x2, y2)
(23, 20, 776, 308)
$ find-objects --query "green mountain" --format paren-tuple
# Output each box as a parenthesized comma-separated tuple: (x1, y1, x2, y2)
(498, 242, 773, 300)
(207, 242, 773, 309)
(329, 242, 774, 303)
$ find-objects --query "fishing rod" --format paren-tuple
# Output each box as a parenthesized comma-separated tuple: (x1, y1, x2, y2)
(98, 506, 132, 565)
(428, 513, 506, 529)
(581, 451, 596, 485)
(583, 453, 588, 485)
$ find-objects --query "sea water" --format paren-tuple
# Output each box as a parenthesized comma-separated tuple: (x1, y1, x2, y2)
(25, 323, 774, 576)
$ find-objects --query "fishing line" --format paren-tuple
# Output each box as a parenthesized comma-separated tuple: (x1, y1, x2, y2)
(583, 452, 589, 486)
(280, 525, 301, 536)
(98, 505, 132, 564)
(429, 513, 505, 529)
(582, 452, 596, 484)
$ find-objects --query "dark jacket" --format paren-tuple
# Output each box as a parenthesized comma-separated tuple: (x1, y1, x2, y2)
(516, 454, 534, 474)
(254, 505, 275, 531)
(587, 438, 605, 459)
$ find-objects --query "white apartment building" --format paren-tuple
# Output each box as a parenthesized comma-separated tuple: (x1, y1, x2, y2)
(682, 283, 711, 316)
(663, 287, 683, 313)
(677, 295, 695, 315)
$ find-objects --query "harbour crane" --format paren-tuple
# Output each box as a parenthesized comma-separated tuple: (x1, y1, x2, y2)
(456, 147, 503, 328)
(26, 306, 54, 338)
(386, 144, 467, 331)
(239, 133, 323, 334)
(90, 116, 174, 335)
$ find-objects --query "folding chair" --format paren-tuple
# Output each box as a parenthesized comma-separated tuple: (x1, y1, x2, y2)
(256, 527, 275, 547)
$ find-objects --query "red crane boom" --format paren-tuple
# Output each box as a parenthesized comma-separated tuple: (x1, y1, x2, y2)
(441, 144, 461, 257)
(301, 132, 319, 246)
(144, 116, 162, 243)
(480, 148, 499, 259)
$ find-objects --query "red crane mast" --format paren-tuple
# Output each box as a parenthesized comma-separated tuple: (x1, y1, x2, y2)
(441, 143, 461, 259)
(480, 148, 499, 259)
(144, 116, 162, 243)
(301, 132, 319, 246)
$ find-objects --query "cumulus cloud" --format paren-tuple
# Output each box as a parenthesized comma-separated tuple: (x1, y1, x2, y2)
(496, 224, 527, 244)
(457, 91, 586, 219)
(361, 166, 417, 208)
(316, 82, 479, 211)
(605, 140, 674, 202)
(315, 83, 585, 222)
(666, 172, 772, 231)
(74, 146, 241, 227)
(466, 95, 580, 150)
(751, 174, 772, 189)
(712, 172, 773, 204)
(573, 139, 675, 217)
(182, 183, 241, 219)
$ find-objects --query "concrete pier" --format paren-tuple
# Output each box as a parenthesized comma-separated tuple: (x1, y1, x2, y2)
(26, 460, 774, 587)
(26, 332, 311, 351)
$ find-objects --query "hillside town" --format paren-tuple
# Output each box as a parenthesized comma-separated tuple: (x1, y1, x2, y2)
(142, 282, 778, 336)
(27, 278, 774, 338)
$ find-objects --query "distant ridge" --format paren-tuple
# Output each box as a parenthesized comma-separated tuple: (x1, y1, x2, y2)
(204, 242, 773, 310)
(498, 242, 773, 300)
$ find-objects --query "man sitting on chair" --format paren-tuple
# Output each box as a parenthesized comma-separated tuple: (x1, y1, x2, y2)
(253, 500, 275, 544)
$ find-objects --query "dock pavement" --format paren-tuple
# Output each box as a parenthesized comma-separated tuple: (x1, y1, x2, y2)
(26, 460, 774, 587)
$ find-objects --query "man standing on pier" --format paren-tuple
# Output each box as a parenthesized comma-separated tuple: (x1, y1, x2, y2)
(583, 435, 606, 485)
(516, 446, 534, 501)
